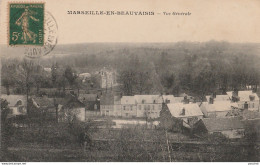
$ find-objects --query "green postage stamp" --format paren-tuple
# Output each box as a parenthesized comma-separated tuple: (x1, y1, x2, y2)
(9, 3, 44, 46)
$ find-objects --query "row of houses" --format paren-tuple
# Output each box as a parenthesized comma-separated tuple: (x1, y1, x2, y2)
(2, 90, 260, 139)
(100, 94, 175, 118)
(2, 90, 259, 121)
(100, 90, 259, 118)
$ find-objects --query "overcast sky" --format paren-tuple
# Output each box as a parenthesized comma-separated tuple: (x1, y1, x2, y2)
(1, 0, 260, 44)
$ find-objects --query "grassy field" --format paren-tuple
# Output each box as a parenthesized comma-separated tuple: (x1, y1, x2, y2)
(2, 122, 259, 162)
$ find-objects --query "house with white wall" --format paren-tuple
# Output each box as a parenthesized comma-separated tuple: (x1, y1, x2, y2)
(226, 90, 259, 111)
(1, 94, 27, 117)
(200, 101, 239, 118)
(135, 95, 163, 119)
(166, 103, 203, 128)
(121, 96, 136, 118)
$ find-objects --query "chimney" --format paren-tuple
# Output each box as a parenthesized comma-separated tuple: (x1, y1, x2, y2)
(244, 102, 248, 110)
(184, 96, 189, 104)
(166, 99, 170, 104)
(213, 92, 216, 98)
(181, 108, 186, 115)
(209, 96, 214, 104)
(232, 90, 239, 102)
(232, 89, 238, 97)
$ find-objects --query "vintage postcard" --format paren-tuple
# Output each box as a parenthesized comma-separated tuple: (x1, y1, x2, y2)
(0, 0, 260, 163)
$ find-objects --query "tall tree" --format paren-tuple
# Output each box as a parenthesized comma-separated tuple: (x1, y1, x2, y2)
(18, 59, 35, 115)
(1, 99, 14, 154)
(1, 64, 16, 95)
(64, 66, 78, 88)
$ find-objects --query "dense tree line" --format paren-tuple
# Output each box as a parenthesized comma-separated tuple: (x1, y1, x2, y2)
(2, 41, 260, 99)
(1, 59, 83, 97)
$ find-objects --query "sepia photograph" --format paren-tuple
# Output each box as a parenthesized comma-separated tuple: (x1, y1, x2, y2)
(0, 0, 260, 163)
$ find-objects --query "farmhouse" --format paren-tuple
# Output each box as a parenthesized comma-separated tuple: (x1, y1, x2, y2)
(121, 96, 137, 118)
(1, 94, 27, 117)
(135, 95, 163, 119)
(164, 103, 203, 128)
(78, 93, 100, 117)
(226, 90, 259, 111)
(200, 101, 239, 118)
(159, 103, 183, 132)
(193, 117, 245, 139)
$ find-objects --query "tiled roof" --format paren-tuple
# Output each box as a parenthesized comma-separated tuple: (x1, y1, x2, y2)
(201, 117, 244, 132)
(200, 101, 238, 113)
(167, 103, 203, 118)
(1, 94, 27, 107)
(134, 95, 163, 104)
(226, 91, 260, 102)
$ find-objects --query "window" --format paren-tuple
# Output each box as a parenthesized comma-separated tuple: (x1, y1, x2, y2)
(152, 105, 154, 110)
(130, 105, 132, 111)
(148, 105, 150, 110)
(123, 106, 126, 110)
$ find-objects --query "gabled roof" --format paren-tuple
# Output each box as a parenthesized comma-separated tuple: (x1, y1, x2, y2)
(1, 94, 27, 107)
(201, 117, 244, 132)
(167, 103, 203, 118)
(226, 90, 259, 102)
(200, 101, 238, 113)
(121, 96, 135, 104)
(206, 95, 230, 102)
(162, 95, 175, 103)
(134, 95, 163, 104)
